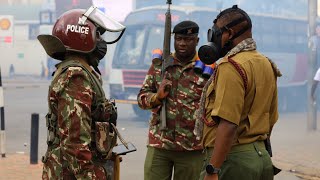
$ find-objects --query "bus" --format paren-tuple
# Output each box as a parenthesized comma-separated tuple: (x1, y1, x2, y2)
(54, 0, 93, 18)
(109, 5, 216, 116)
(109, 4, 308, 116)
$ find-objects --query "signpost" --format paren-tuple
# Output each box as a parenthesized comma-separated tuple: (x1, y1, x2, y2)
(308, 0, 318, 131)
(0, 15, 14, 47)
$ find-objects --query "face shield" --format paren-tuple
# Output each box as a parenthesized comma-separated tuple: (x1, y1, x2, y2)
(79, 6, 126, 44)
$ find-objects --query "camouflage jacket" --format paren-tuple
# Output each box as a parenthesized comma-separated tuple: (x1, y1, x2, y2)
(42, 57, 116, 180)
(137, 52, 207, 151)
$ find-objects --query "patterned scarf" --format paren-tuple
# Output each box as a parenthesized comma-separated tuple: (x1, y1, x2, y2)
(193, 38, 257, 140)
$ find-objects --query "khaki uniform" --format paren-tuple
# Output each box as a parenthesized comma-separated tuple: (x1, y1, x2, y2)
(201, 50, 278, 180)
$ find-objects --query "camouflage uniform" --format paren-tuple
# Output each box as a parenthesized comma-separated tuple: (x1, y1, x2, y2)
(42, 57, 117, 180)
(138, 52, 207, 151)
(138, 52, 207, 180)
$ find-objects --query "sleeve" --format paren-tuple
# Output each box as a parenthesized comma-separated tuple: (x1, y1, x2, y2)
(137, 63, 161, 109)
(211, 63, 245, 125)
(55, 67, 99, 179)
(269, 79, 279, 135)
(314, 68, 320, 81)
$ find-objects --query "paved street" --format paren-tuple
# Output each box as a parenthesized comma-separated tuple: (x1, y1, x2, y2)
(0, 79, 319, 179)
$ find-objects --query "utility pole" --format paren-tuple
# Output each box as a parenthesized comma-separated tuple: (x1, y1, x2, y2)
(307, 0, 317, 131)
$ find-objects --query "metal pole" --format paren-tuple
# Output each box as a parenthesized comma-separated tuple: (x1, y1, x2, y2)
(308, 0, 318, 131)
(30, 113, 39, 164)
(0, 67, 6, 158)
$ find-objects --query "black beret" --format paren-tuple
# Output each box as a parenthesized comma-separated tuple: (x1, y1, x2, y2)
(173, 20, 199, 35)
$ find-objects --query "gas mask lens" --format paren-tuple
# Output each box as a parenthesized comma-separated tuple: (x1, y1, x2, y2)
(207, 27, 222, 42)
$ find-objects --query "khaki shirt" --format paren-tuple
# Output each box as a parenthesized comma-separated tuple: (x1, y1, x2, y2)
(202, 50, 278, 147)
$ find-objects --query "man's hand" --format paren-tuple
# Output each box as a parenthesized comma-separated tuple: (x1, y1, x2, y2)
(156, 79, 172, 100)
(204, 174, 218, 180)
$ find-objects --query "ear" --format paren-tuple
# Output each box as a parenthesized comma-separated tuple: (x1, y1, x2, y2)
(196, 37, 199, 46)
(228, 28, 235, 40)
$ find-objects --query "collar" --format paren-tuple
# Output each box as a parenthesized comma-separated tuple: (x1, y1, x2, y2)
(226, 38, 256, 58)
(172, 51, 199, 67)
(56, 56, 92, 71)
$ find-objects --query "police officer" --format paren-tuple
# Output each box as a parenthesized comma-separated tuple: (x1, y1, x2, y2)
(196, 5, 282, 180)
(137, 20, 207, 180)
(38, 6, 125, 180)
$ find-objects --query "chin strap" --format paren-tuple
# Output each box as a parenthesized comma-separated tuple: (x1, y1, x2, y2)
(93, 66, 101, 75)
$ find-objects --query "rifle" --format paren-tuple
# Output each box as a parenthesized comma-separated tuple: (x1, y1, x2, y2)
(160, 0, 172, 131)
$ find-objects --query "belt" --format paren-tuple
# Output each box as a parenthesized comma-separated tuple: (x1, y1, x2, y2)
(205, 141, 266, 154)
(230, 141, 265, 153)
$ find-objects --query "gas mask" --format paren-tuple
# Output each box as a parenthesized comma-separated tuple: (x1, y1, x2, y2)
(198, 5, 252, 65)
(88, 38, 108, 66)
(86, 38, 107, 74)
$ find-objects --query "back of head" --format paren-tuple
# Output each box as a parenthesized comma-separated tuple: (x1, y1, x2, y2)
(198, 5, 252, 65)
(215, 5, 252, 37)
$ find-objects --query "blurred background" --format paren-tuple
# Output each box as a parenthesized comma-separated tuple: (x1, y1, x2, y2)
(0, 0, 319, 180)
(0, 0, 313, 113)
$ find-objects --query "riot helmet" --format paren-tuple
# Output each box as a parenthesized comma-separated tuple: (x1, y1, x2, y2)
(38, 6, 126, 61)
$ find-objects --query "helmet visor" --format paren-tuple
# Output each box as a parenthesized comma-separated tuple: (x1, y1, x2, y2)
(82, 6, 126, 44)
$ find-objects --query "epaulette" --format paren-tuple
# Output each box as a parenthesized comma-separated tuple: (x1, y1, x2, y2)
(266, 57, 282, 77)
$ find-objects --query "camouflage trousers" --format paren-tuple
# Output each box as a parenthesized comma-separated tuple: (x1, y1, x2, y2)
(42, 158, 113, 180)
(94, 159, 115, 180)
(199, 141, 274, 180)
(144, 146, 205, 180)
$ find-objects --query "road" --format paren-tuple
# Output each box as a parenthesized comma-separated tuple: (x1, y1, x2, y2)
(0, 79, 309, 179)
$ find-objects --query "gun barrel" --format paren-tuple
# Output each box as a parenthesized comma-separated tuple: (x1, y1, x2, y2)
(160, 1, 172, 131)
(162, 13, 171, 64)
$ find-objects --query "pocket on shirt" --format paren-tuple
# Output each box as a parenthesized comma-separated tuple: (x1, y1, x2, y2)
(95, 122, 116, 155)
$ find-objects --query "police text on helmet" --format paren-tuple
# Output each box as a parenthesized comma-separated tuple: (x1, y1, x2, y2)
(66, 25, 89, 35)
